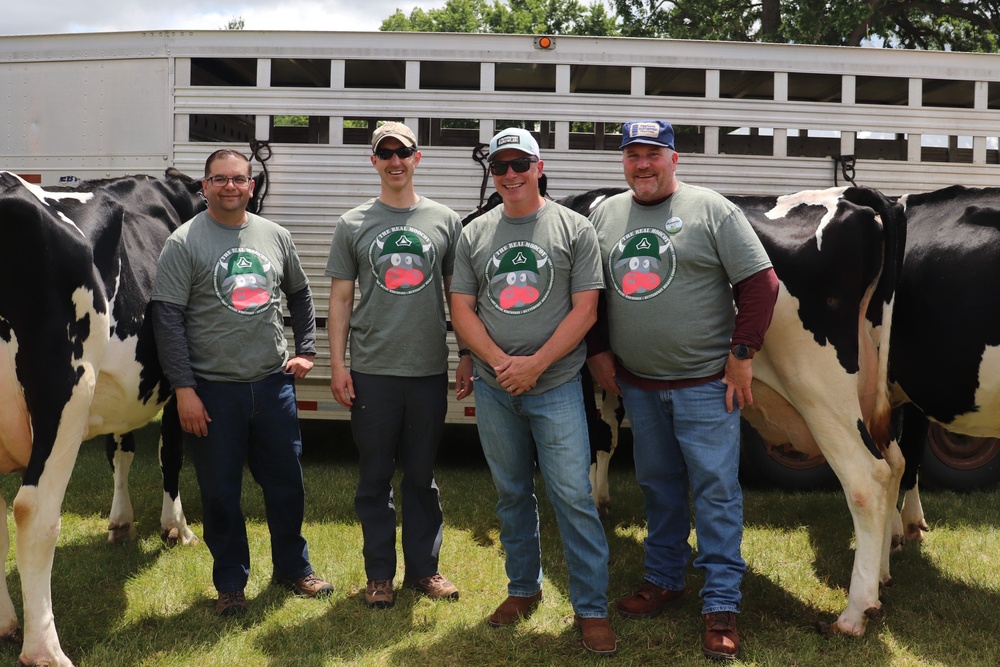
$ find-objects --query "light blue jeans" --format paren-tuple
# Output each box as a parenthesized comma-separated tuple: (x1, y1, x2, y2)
(473, 372, 610, 618)
(619, 378, 745, 615)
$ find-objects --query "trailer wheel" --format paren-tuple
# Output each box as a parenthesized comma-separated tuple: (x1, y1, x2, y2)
(920, 424, 1000, 491)
(739, 420, 839, 490)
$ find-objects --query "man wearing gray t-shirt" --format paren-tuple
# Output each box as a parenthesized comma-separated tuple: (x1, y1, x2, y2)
(451, 128, 616, 655)
(326, 122, 467, 610)
(587, 120, 779, 661)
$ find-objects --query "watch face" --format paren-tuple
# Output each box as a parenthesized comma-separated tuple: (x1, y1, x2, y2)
(733, 344, 750, 360)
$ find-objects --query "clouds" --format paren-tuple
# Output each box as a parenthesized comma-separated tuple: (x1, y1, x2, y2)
(3, 0, 426, 36)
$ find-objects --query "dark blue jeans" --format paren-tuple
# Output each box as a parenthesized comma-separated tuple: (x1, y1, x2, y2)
(350, 372, 447, 581)
(188, 371, 313, 593)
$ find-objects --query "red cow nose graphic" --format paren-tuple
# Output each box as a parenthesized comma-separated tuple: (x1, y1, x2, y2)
(622, 271, 660, 295)
(386, 266, 424, 289)
(232, 286, 270, 310)
(499, 284, 539, 309)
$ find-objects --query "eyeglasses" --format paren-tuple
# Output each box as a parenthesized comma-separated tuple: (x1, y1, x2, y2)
(373, 146, 417, 160)
(489, 158, 538, 176)
(206, 175, 252, 187)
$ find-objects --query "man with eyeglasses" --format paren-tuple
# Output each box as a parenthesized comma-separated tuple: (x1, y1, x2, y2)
(586, 120, 778, 661)
(325, 122, 467, 610)
(152, 149, 333, 617)
(450, 127, 616, 655)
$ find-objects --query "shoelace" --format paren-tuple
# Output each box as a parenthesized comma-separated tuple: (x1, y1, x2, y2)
(706, 613, 736, 632)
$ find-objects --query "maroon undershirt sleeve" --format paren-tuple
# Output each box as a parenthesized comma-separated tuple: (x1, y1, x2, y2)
(731, 267, 779, 351)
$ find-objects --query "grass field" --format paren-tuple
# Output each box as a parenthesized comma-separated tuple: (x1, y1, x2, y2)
(0, 421, 998, 666)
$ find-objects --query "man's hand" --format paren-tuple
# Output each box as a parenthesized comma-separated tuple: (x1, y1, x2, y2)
(176, 387, 211, 437)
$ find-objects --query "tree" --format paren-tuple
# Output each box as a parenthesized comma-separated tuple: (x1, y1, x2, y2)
(612, 0, 1000, 51)
(222, 15, 245, 30)
(381, 0, 619, 36)
(381, 0, 1000, 52)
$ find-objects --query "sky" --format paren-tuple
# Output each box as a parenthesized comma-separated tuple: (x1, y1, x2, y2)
(3, 0, 429, 37)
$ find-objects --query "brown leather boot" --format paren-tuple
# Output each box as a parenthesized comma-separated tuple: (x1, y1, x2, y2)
(615, 581, 686, 618)
(702, 611, 739, 660)
(575, 616, 618, 655)
(487, 591, 543, 627)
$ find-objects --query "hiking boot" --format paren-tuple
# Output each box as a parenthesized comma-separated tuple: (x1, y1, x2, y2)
(216, 590, 248, 617)
(575, 615, 618, 655)
(284, 572, 334, 598)
(702, 611, 739, 661)
(404, 573, 459, 600)
(365, 579, 394, 609)
(616, 581, 686, 618)
(487, 591, 543, 627)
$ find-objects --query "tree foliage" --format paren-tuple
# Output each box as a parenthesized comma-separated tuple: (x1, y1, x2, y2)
(382, 0, 1000, 52)
(221, 15, 245, 30)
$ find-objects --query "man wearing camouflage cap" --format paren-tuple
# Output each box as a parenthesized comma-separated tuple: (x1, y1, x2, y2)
(450, 127, 616, 655)
(326, 121, 467, 610)
(587, 120, 778, 661)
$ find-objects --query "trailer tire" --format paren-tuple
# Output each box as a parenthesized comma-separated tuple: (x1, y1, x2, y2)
(919, 424, 1000, 491)
(739, 420, 839, 491)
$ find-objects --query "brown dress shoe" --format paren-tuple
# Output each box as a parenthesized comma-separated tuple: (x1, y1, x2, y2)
(575, 616, 618, 655)
(616, 581, 686, 618)
(702, 611, 739, 661)
(487, 591, 543, 627)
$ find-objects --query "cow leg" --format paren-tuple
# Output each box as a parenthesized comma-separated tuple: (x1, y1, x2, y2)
(0, 492, 21, 645)
(589, 391, 620, 517)
(896, 404, 929, 546)
(899, 484, 928, 543)
(158, 397, 197, 546)
(15, 396, 90, 667)
(582, 366, 614, 516)
(106, 433, 137, 543)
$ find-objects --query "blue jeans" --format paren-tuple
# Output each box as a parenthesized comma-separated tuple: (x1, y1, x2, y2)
(350, 372, 447, 581)
(474, 372, 610, 618)
(619, 378, 745, 615)
(188, 371, 313, 593)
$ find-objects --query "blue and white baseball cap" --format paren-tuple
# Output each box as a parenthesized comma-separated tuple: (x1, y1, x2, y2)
(488, 128, 541, 159)
(620, 120, 675, 150)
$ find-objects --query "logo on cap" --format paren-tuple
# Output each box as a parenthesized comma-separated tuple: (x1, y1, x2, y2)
(497, 135, 521, 146)
(629, 122, 663, 139)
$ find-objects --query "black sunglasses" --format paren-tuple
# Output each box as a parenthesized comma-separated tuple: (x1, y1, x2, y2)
(489, 158, 538, 176)
(373, 146, 417, 160)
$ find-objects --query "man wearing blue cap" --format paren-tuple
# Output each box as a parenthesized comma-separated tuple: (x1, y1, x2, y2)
(450, 127, 616, 654)
(587, 120, 778, 660)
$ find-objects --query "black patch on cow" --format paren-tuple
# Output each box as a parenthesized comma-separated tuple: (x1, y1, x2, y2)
(734, 191, 886, 374)
(857, 418, 884, 460)
(890, 186, 1000, 424)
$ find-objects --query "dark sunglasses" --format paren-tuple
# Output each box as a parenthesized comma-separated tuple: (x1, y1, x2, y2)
(373, 146, 417, 160)
(489, 158, 538, 176)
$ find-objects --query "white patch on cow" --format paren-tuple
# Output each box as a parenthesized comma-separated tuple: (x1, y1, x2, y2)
(90, 330, 163, 436)
(0, 330, 31, 473)
(767, 186, 848, 251)
(949, 344, 1000, 435)
(588, 195, 608, 213)
(3, 172, 93, 237)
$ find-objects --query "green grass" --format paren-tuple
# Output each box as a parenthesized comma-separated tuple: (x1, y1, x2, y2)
(1, 421, 998, 666)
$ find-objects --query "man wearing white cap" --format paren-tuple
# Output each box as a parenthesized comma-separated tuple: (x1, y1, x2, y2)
(326, 121, 468, 610)
(450, 127, 616, 655)
(587, 120, 778, 661)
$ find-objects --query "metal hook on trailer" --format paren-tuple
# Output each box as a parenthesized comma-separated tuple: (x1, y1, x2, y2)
(471, 143, 490, 213)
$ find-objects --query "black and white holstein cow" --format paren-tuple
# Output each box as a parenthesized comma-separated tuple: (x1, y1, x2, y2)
(0, 168, 236, 667)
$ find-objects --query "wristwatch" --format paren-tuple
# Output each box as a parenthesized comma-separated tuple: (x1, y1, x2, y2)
(458, 348, 472, 357)
(731, 344, 754, 360)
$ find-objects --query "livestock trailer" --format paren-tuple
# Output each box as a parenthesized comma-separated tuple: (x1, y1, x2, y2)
(2, 29, 999, 488)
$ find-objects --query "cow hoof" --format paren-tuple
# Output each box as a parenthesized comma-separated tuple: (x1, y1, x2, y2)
(890, 534, 904, 552)
(905, 521, 929, 542)
(815, 620, 837, 637)
(0, 626, 23, 645)
(880, 577, 896, 590)
(108, 523, 137, 544)
(864, 606, 885, 621)
(161, 527, 200, 547)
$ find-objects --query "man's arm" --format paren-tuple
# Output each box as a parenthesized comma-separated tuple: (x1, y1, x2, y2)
(444, 275, 474, 401)
(328, 278, 356, 408)
(151, 301, 211, 436)
(284, 284, 316, 379)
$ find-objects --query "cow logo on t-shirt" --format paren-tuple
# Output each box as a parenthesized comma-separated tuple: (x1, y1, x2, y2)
(214, 248, 276, 315)
(607, 228, 676, 300)
(369, 227, 436, 295)
(486, 242, 553, 314)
